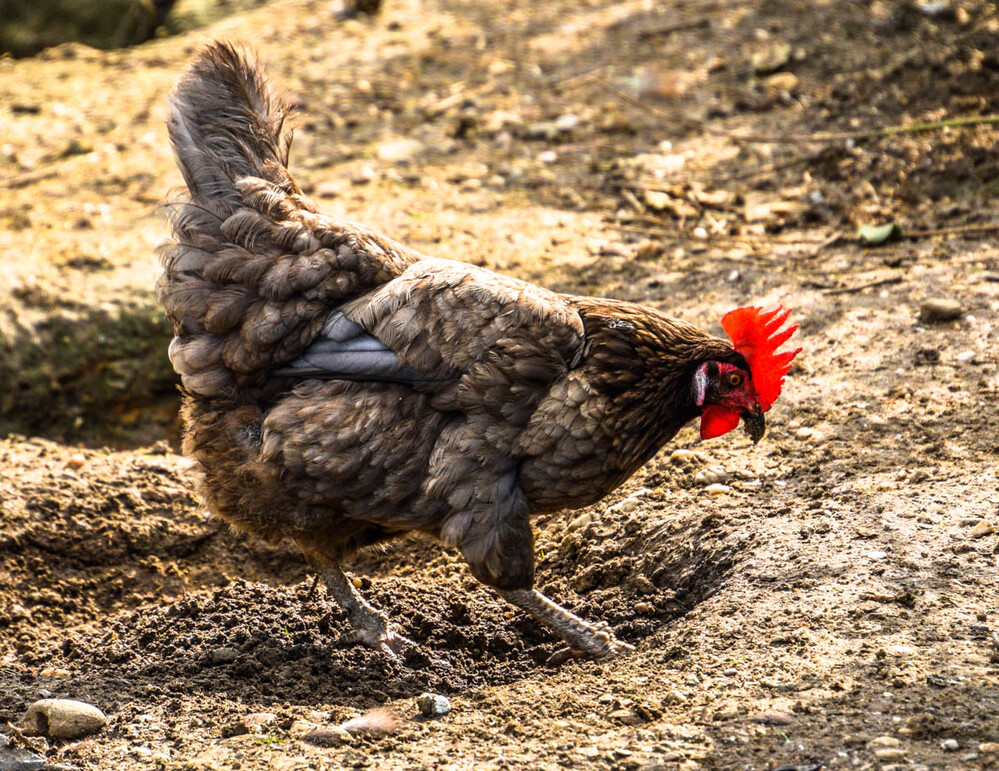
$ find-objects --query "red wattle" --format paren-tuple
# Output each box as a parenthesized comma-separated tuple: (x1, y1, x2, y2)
(700, 405, 741, 440)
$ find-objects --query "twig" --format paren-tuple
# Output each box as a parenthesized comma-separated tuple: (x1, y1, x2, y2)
(637, 18, 711, 39)
(0, 168, 60, 190)
(901, 222, 999, 239)
(587, 76, 999, 145)
(823, 276, 903, 295)
(304, 574, 321, 603)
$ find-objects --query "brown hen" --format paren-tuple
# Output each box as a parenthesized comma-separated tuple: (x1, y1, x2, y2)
(158, 42, 797, 660)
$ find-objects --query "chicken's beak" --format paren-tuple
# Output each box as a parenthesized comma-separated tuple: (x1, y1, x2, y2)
(740, 408, 766, 445)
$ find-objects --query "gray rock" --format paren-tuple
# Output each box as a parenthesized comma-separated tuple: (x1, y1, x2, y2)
(919, 298, 963, 323)
(22, 699, 107, 740)
(941, 739, 960, 751)
(207, 646, 239, 665)
(416, 693, 451, 717)
(0, 745, 46, 771)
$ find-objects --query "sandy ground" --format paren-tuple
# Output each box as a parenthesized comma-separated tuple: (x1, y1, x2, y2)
(2, 0, 999, 768)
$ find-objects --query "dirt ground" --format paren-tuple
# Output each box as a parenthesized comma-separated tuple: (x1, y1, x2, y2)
(2, 0, 999, 768)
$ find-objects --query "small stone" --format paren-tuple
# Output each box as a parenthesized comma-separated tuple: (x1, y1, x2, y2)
(670, 449, 697, 464)
(304, 726, 353, 746)
(751, 710, 793, 725)
(703, 483, 731, 496)
(350, 165, 377, 185)
(417, 693, 451, 717)
(752, 42, 792, 74)
(288, 719, 319, 739)
(608, 708, 643, 725)
(970, 520, 995, 538)
(764, 72, 799, 92)
(634, 240, 666, 261)
(919, 298, 963, 323)
(554, 113, 581, 132)
(941, 739, 960, 751)
(241, 712, 278, 733)
(316, 180, 346, 198)
(207, 647, 239, 665)
(874, 748, 907, 760)
(634, 601, 652, 613)
(692, 226, 708, 239)
(65, 453, 86, 470)
(868, 736, 901, 749)
(0, 743, 46, 771)
(22, 699, 107, 740)
(955, 350, 975, 363)
(537, 150, 558, 164)
(694, 467, 729, 486)
(375, 138, 425, 164)
(979, 742, 999, 755)
(525, 121, 559, 141)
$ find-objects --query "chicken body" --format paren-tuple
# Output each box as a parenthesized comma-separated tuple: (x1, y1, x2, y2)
(160, 43, 753, 659)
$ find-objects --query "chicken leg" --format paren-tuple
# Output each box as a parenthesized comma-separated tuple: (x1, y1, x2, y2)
(301, 548, 413, 658)
(500, 588, 635, 660)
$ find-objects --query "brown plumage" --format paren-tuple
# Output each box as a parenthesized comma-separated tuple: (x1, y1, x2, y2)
(158, 42, 771, 660)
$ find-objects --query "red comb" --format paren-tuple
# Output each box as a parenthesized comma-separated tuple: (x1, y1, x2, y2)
(721, 305, 801, 412)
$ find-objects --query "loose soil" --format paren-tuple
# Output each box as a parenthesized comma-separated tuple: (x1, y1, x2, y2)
(2, 0, 999, 768)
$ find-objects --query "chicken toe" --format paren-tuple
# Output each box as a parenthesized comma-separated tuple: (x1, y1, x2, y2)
(302, 549, 413, 658)
(500, 588, 634, 660)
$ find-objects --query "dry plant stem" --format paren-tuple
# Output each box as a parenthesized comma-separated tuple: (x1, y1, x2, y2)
(823, 276, 903, 296)
(500, 588, 634, 659)
(588, 76, 999, 145)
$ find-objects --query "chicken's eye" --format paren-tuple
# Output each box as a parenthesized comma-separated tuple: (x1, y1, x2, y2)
(727, 372, 743, 388)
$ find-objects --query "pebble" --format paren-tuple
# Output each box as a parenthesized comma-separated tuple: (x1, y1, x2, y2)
(868, 736, 901, 749)
(694, 467, 729, 486)
(670, 449, 698, 464)
(241, 712, 278, 733)
(554, 113, 581, 132)
(288, 719, 319, 739)
(941, 739, 960, 751)
(304, 726, 353, 746)
(375, 138, 425, 164)
(22, 699, 107, 740)
(634, 239, 666, 261)
(634, 601, 652, 613)
(316, 180, 346, 198)
(919, 298, 963, 323)
(955, 350, 975, 363)
(525, 121, 559, 141)
(536, 150, 558, 164)
(874, 748, 907, 760)
(417, 693, 451, 717)
(980, 742, 999, 755)
(65, 453, 86, 470)
(703, 483, 731, 496)
(0, 745, 46, 771)
(970, 520, 995, 538)
(608, 708, 643, 725)
(764, 72, 799, 93)
(750, 710, 794, 726)
(207, 646, 239, 665)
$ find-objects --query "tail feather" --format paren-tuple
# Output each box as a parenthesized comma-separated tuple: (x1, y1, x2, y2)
(168, 41, 292, 218)
(159, 42, 424, 400)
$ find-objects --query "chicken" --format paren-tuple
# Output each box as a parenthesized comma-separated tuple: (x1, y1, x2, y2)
(158, 42, 801, 660)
